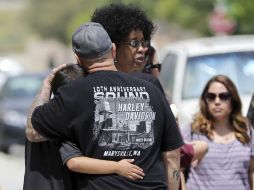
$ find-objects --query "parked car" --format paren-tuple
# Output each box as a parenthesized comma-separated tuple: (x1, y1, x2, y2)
(158, 35, 254, 127)
(0, 72, 46, 153)
(0, 57, 24, 89)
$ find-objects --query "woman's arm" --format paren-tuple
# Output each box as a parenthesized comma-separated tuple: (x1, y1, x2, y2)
(66, 157, 145, 180)
(249, 156, 254, 190)
(191, 140, 208, 163)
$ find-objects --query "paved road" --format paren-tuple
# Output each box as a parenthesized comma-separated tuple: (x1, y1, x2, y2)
(0, 146, 25, 190)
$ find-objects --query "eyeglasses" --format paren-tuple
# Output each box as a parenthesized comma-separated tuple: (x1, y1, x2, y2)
(205, 92, 231, 102)
(124, 40, 150, 48)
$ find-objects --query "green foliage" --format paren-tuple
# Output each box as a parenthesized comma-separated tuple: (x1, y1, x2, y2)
(23, 0, 158, 45)
(0, 10, 28, 52)
(23, 0, 83, 44)
(227, 0, 254, 34)
(154, 0, 214, 36)
(153, 0, 254, 36)
(22, 0, 254, 45)
(66, 0, 111, 46)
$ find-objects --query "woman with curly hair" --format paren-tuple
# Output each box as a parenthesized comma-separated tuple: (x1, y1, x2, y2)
(91, 4, 184, 190)
(91, 3, 168, 94)
(182, 74, 254, 190)
(91, 3, 155, 73)
(91, 5, 210, 190)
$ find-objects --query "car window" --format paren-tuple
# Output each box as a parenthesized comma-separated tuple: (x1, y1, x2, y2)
(159, 53, 177, 100)
(0, 75, 42, 99)
(182, 51, 254, 99)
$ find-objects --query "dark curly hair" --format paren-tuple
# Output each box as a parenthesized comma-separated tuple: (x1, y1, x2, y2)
(91, 3, 155, 47)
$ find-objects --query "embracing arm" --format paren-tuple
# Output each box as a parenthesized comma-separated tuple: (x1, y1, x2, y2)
(60, 141, 144, 180)
(26, 64, 67, 142)
(249, 156, 254, 190)
(162, 148, 181, 190)
(67, 157, 144, 180)
(26, 87, 50, 142)
(190, 140, 208, 167)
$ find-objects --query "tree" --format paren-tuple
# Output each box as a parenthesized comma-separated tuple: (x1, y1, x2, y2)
(23, 0, 156, 45)
(23, 0, 106, 44)
(23, 0, 254, 45)
(153, 0, 254, 36)
(228, 0, 254, 34)
(154, 0, 214, 36)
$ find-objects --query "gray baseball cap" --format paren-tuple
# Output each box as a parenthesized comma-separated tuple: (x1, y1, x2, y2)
(72, 22, 112, 59)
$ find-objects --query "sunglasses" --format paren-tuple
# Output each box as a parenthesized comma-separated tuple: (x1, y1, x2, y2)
(124, 40, 150, 49)
(144, 63, 161, 72)
(205, 92, 231, 102)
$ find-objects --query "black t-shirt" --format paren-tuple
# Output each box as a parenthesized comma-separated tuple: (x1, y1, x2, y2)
(32, 71, 183, 190)
(23, 140, 73, 190)
(60, 141, 82, 165)
(59, 72, 170, 165)
(130, 72, 165, 95)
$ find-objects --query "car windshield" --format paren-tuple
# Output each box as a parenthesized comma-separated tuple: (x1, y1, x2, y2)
(183, 51, 254, 99)
(0, 75, 42, 99)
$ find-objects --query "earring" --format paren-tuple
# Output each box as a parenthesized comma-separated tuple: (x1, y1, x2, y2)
(114, 59, 118, 64)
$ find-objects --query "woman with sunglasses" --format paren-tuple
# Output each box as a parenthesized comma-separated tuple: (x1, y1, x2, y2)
(182, 74, 254, 190)
(91, 4, 167, 94)
(91, 4, 154, 74)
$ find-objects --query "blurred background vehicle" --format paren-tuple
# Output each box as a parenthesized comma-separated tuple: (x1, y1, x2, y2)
(159, 35, 254, 127)
(0, 72, 46, 153)
(0, 58, 24, 90)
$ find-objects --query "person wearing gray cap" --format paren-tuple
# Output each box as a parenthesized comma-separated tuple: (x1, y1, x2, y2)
(72, 22, 113, 60)
(27, 22, 183, 190)
(24, 63, 144, 190)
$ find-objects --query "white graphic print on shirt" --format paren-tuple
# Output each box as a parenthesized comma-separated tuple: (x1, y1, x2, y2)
(93, 86, 155, 151)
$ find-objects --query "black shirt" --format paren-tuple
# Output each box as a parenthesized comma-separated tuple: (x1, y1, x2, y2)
(59, 72, 170, 165)
(23, 140, 73, 190)
(32, 71, 183, 190)
(130, 72, 165, 95)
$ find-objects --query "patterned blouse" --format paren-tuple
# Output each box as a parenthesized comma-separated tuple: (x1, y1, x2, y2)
(182, 126, 254, 190)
